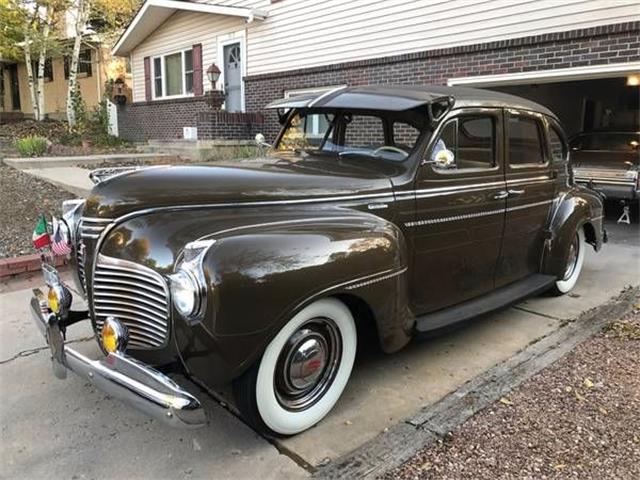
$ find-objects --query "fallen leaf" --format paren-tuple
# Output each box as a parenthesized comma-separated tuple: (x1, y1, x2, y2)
(553, 463, 567, 471)
(575, 392, 585, 401)
(598, 407, 608, 415)
(499, 397, 513, 406)
(419, 461, 432, 470)
(583, 378, 594, 389)
(344, 420, 353, 426)
(565, 386, 573, 392)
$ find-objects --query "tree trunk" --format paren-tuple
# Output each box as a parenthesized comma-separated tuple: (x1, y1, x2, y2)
(36, 19, 51, 121)
(23, 37, 40, 121)
(67, 0, 90, 128)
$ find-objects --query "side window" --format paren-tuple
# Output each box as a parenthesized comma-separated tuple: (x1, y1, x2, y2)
(430, 116, 496, 171)
(508, 114, 546, 166)
(548, 127, 566, 163)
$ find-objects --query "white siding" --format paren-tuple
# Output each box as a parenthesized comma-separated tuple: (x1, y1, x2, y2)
(243, 0, 640, 76)
(130, 10, 246, 101)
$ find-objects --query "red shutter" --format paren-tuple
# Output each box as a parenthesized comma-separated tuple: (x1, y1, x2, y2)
(192, 44, 203, 96)
(144, 56, 152, 101)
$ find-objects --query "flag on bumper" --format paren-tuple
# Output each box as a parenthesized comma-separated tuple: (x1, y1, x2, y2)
(32, 215, 51, 249)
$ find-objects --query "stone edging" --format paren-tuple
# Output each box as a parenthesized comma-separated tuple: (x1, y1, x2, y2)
(0, 253, 68, 278)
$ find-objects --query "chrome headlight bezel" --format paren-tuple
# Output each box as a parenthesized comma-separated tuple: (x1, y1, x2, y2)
(169, 240, 216, 325)
(62, 199, 85, 246)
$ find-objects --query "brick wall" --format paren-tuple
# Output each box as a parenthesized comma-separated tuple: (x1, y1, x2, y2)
(117, 96, 208, 142)
(117, 95, 263, 142)
(197, 111, 264, 140)
(245, 22, 640, 141)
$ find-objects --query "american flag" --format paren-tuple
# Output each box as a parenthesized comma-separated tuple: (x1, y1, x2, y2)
(51, 218, 72, 256)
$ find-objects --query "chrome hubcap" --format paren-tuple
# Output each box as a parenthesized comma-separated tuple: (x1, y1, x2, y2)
(563, 233, 580, 280)
(275, 318, 342, 411)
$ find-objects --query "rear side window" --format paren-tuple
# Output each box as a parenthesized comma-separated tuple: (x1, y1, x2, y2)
(548, 127, 566, 163)
(508, 114, 546, 166)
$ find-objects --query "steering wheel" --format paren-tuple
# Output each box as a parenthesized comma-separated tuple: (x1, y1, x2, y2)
(373, 145, 408, 157)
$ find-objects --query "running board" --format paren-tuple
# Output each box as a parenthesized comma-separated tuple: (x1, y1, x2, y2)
(415, 274, 556, 334)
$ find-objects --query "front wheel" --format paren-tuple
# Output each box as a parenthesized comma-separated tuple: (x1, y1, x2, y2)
(551, 228, 586, 295)
(233, 298, 357, 436)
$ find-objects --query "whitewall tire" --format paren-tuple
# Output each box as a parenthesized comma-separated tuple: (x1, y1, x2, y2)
(552, 228, 585, 295)
(233, 298, 357, 436)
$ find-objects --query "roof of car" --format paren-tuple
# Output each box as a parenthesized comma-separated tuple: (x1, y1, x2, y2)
(266, 85, 556, 118)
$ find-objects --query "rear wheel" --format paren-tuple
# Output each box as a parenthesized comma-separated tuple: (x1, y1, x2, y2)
(551, 228, 585, 295)
(233, 298, 357, 436)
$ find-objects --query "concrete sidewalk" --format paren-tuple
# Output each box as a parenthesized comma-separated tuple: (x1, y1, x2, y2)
(22, 166, 93, 197)
(3, 153, 175, 169)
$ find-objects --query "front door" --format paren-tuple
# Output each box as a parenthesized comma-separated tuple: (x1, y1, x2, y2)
(7, 64, 20, 111)
(223, 42, 242, 112)
(411, 108, 506, 314)
(495, 109, 556, 288)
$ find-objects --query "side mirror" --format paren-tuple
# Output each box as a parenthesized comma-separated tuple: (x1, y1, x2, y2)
(423, 149, 455, 169)
(255, 133, 272, 149)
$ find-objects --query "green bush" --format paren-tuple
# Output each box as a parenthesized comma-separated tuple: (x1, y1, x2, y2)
(15, 135, 48, 157)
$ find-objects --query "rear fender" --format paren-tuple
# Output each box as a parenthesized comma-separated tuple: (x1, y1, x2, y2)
(543, 187, 604, 278)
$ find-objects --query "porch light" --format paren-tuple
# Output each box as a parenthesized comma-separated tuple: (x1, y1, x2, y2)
(207, 63, 221, 88)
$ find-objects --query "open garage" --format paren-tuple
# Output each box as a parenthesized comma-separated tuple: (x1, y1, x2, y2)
(449, 65, 640, 138)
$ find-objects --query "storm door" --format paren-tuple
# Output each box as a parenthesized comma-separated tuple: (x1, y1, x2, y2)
(223, 42, 242, 112)
(411, 109, 506, 314)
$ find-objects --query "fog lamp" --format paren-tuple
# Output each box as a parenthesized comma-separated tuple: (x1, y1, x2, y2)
(101, 317, 129, 354)
(47, 283, 72, 315)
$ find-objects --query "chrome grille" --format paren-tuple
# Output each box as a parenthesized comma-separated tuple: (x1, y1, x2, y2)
(80, 217, 112, 239)
(76, 242, 87, 291)
(92, 254, 170, 349)
(573, 167, 636, 184)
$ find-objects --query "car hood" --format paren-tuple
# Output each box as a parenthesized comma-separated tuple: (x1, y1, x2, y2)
(84, 156, 396, 219)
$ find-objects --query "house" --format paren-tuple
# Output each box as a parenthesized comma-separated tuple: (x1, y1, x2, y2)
(112, 0, 640, 143)
(0, 41, 124, 123)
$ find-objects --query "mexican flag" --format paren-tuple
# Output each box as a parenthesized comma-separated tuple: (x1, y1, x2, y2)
(32, 215, 51, 249)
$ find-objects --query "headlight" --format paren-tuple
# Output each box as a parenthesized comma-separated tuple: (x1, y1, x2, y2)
(169, 239, 216, 324)
(170, 270, 200, 317)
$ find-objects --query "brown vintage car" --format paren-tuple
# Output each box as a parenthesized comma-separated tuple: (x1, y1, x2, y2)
(570, 131, 640, 201)
(31, 86, 605, 436)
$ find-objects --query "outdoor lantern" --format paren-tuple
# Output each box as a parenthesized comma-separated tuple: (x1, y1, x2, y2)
(207, 63, 221, 88)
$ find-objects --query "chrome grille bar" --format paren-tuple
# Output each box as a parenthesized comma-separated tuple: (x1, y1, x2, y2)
(80, 217, 113, 239)
(93, 254, 170, 349)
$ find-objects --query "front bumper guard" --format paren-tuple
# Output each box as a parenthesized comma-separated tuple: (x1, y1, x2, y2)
(30, 289, 207, 428)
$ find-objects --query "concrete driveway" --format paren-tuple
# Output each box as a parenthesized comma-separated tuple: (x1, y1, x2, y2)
(1, 211, 638, 478)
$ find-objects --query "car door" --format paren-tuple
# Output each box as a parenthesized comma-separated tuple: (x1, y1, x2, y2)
(410, 108, 506, 314)
(494, 109, 557, 288)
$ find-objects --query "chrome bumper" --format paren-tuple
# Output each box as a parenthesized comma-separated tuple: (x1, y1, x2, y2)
(30, 289, 206, 428)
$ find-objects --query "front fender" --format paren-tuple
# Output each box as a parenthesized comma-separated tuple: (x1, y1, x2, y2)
(101, 206, 409, 385)
(544, 186, 604, 278)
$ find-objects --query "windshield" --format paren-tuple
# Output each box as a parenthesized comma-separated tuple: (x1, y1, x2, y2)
(570, 133, 640, 152)
(276, 108, 427, 162)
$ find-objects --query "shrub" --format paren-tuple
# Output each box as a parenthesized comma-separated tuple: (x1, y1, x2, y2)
(15, 135, 48, 157)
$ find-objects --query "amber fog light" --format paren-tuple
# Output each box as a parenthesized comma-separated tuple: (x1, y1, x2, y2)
(101, 317, 129, 354)
(47, 284, 72, 315)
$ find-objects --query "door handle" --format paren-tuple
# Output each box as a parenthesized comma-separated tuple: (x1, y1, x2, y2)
(494, 191, 509, 200)
(508, 189, 525, 196)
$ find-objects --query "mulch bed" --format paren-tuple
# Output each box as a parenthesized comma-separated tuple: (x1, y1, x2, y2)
(0, 165, 76, 258)
(385, 307, 640, 479)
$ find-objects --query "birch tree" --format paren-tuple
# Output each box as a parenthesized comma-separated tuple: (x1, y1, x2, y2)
(66, 0, 90, 128)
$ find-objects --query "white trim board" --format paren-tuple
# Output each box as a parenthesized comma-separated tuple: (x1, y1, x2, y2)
(448, 62, 640, 87)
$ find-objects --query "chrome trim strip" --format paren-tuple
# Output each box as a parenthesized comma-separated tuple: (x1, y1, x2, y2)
(405, 199, 553, 227)
(345, 267, 408, 290)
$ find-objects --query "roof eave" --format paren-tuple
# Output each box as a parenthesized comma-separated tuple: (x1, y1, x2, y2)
(112, 0, 267, 57)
